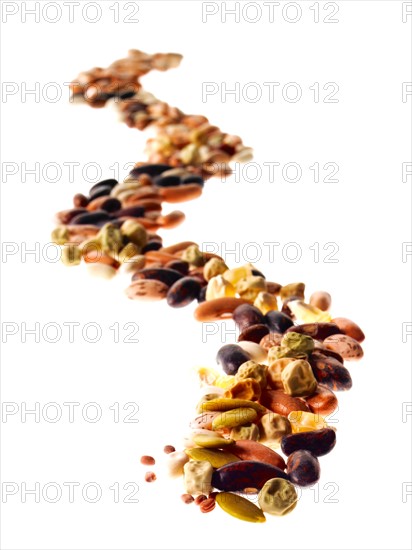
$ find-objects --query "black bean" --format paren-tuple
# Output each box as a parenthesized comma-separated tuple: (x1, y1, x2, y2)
(181, 175, 204, 187)
(264, 311, 294, 333)
(128, 164, 171, 178)
(197, 287, 207, 303)
(70, 210, 112, 226)
(153, 175, 182, 187)
(287, 450, 320, 487)
(114, 206, 145, 218)
(167, 277, 202, 308)
(216, 344, 251, 376)
(89, 185, 114, 200)
(89, 179, 118, 193)
(233, 304, 265, 332)
(99, 198, 122, 213)
(131, 268, 183, 287)
(141, 241, 163, 253)
(281, 428, 336, 457)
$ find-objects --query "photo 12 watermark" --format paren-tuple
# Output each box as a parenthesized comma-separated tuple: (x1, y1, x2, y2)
(1, 2, 140, 24)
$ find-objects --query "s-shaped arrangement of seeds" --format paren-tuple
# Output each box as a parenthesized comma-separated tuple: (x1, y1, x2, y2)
(52, 49, 365, 522)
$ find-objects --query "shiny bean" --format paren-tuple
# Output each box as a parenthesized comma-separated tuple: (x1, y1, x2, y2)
(167, 277, 202, 308)
(216, 344, 252, 376)
(232, 304, 266, 332)
(259, 389, 310, 416)
(238, 323, 269, 344)
(281, 428, 336, 457)
(132, 267, 183, 287)
(332, 317, 365, 343)
(264, 311, 294, 333)
(287, 450, 320, 487)
(309, 352, 352, 391)
(212, 460, 289, 492)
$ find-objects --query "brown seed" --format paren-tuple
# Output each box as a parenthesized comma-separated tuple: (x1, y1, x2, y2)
(259, 332, 283, 350)
(181, 493, 194, 504)
(332, 317, 365, 343)
(194, 297, 249, 322)
(199, 497, 216, 513)
(305, 384, 338, 416)
(163, 445, 176, 454)
(157, 210, 185, 229)
(144, 472, 157, 483)
(73, 193, 89, 207)
(309, 291, 332, 311)
(238, 323, 269, 344)
(265, 282, 282, 295)
(159, 183, 202, 203)
(195, 494, 207, 505)
(140, 455, 155, 466)
(125, 279, 169, 301)
(260, 389, 311, 417)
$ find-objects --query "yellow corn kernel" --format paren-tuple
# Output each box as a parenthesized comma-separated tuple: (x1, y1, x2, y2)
(206, 275, 236, 300)
(254, 291, 278, 314)
(287, 411, 329, 433)
(287, 300, 332, 323)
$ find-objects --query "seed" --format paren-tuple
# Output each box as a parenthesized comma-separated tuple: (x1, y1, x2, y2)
(216, 344, 251, 376)
(212, 460, 289, 492)
(185, 448, 240, 468)
(215, 492, 266, 523)
(211, 407, 258, 430)
(233, 304, 265, 332)
(144, 471, 157, 483)
(140, 455, 155, 465)
(163, 445, 175, 454)
(201, 398, 266, 415)
(132, 267, 183, 287)
(331, 317, 365, 343)
(194, 297, 249, 322)
(167, 277, 202, 308)
(199, 497, 216, 513)
(323, 334, 364, 360)
(125, 279, 169, 301)
(264, 311, 294, 333)
(281, 428, 336, 457)
(194, 495, 207, 505)
(309, 291, 332, 311)
(258, 478, 297, 516)
(181, 494, 194, 504)
(309, 352, 352, 391)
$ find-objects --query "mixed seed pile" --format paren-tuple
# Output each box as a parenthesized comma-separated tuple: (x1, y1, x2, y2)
(54, 49, 365, 523)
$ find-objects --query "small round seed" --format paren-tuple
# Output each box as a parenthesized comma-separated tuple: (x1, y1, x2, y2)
(144, 471, 157, 483)
(181, 494, 194, 504)
(199, 497, 216, 513)
(194, 494, 207, 505)
(140, 455, 155, 466)
(163, 445, 175, 454)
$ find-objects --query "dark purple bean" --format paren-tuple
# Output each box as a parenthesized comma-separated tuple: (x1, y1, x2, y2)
(73, 193, 89, 207)
(281, 428, 336, 457)
(181, 175, 204, 187)
(141, 241, 163, 253)
(264, 311, 294, 334)
(238, 324, 269, 344)
(216, 344, 251, 376)
(233, 304, 265, 332)
(131, 268, 183, 287)
(197, 287, 207, 303)
(56, 208, 88, 224)
(89, 185, 113, 200)
(309, 352, 352, 391)
(286, 323, 341, 340)
(89, 179, 118, 193)
(128, 164, 171, 178)
(165, 260, 190, 275)
(212, 461, 289, 492)
(166, 277, 202, 308)
(153, 175, 181, 187)
(287, 450, 320, 487)
(99, 198, 122, 213)
(114, 206, 145, 218)
(70, 210, 112, 226)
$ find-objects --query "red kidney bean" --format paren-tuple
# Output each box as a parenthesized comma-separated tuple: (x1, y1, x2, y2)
(211, 460, 289, 492)
(281, 428, 336, 457)
(259, 389, 310, 417)
(166, 277, 202, 308)
(309, 352, 352, 391)
(287, 450, 320, 487)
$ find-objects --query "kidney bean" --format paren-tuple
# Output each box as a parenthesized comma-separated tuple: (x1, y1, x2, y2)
(129, 164, 171, 178)
(181, 174, 204, 186)
(165, 260, 190, 275)
(73, 193, 89, 207)
(332, 317, 365, 343)
(89, 184, 114, 200)
(56, 208, 88, 224)
(212, 461, 289, 492)
(305, 384, 338, 416)
(89, 179, 118, 194)
(238, 324, 269, 344)
(287, 450, 320, 486)
(233, 304, 266, 332)
(154, 175, 182, 187)
(114, 206, 145, 218)
(167, 277, 202, 308)
(309, 352, 352, 391)
(285, 323, 341, 340)
(132, 268, 183, 287)
(141, 241, 163, 253)
(259, 389, 310, 417)
(216, 344, 251, 375)
(264, 311, 294, 333)
(70, 210, 112, 226)
(281, 428, 336, 457)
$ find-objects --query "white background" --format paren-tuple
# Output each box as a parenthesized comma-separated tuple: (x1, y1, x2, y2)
(1, 1, 411, 549)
